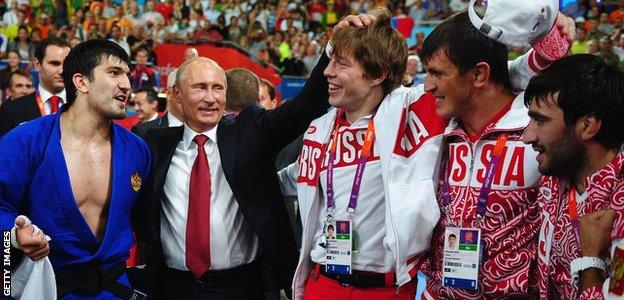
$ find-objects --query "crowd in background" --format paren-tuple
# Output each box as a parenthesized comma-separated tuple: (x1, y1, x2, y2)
(3, 0, 624, 90)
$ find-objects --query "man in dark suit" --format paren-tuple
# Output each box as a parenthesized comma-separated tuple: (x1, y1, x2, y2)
(0, 37, 71, 137)
(134, 52, 328, 299)
(132, 69, 185, 139)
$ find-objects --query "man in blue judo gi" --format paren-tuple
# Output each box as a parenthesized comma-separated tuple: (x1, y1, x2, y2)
(0, 39, 151, 299)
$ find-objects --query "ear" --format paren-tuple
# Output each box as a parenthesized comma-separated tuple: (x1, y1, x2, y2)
(473, 62, 491, 88)
(576, 114, 602, 142)
(72, 73, 89, 94)
(33, 58, 42, 72)
(173, 84, 183, 104)
(370, 70, 388, 86)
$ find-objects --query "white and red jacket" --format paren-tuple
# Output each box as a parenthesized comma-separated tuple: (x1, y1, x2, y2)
(422, 94, 543, 299)
(279, 85, 448, 299)
(279, 51, 541, 300)
(537, 151, 624, 299)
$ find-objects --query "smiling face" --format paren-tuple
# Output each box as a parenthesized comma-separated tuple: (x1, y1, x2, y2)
(175, 59, 226, 132)
(323, 53, 377, 112)
(424, 50, 474, 119)
(523, 94, 586, 176)
(85, 55, 132, 119)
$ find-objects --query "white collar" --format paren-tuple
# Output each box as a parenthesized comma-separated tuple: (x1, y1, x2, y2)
(167, 112, 183, 127)
(38, 85, 66, 103)
(182, 123, 218, 151)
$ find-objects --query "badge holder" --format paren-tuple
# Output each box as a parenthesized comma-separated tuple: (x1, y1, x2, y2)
(442, 226, 482, 291)
(324, 208, 354, 275)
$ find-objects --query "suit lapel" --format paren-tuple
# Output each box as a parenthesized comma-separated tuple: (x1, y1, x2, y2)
(149, 126, 183, 224)
(28, 94, 42, 118)
(217, 117, 238, 182)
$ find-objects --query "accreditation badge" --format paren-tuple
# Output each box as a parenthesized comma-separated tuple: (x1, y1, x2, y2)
(442, 227, 481, 291)
(325, 219, 352, 275)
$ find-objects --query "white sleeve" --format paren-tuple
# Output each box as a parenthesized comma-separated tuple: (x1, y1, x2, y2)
(277, 162, 299, 197)
(508, 49, 547, 93)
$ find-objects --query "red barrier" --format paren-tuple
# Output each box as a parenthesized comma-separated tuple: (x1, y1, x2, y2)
(154, 43, 282, 87)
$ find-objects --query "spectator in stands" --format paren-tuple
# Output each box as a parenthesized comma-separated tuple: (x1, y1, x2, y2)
(96, 18, 110, 39)
(131, 87, 159, 128)
(107, 6, 132, 32)
(247, 20, 267, 56)
(109, 24, 131, 56)
(8, 25, 34, 60)
(68, 14, 85, 41)
(5, 69, 34, 101)
(600, 36, 620, 67)
(53, 0, 68, 27)
(126, 2, 143, 28)
(132, 69, 184, 139)
(598, 12, 615, 35)
(302, 41, 320, 76)
(572, 27, 589, 54)
(589, 39, 600, 55)
(224, 67, 259, 117)
(0, 50, 22, 92)
(30, 27, 42, 43)
(307, 0, 325, 32)
(212, 13, 227, 38)
(192, 18, 221, 42)
(32, 13, 52, 39)
(257, 78, 277, 110)
(127, 25, 147, 58)
(0, 38, 71, 136)
(142, 0, 165, 28)
(129, 48, 157, 90)
(225, 15, 243, 43)
(321, 4, 339, 28)
(392, 2, 414, 39)
(2, 0, 19, 26)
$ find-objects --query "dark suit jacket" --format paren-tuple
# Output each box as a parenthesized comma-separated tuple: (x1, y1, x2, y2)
(131, 114, 170, 139)
(134, 53, 329, 298)
(0, 92, 41, 137)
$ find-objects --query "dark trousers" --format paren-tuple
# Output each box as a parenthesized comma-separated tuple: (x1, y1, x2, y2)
(162, 260, 264, 300)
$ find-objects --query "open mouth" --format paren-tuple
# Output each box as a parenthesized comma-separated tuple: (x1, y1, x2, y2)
(328, 83, 341, 95)
(114, 94, 127, 102)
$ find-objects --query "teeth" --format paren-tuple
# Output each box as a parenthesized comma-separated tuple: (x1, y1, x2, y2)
(329, 83, 340, 90)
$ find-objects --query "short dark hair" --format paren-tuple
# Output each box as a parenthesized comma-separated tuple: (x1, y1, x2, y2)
(525, 54, 624, 149)
(34, 37, 71, 62)
(62, 39, 130, 107)
(260, 78, 275, 100)
(449, 234, 456, 239)
(8, 69, 34, 86)
(420, 12, 511, 91)
(225, 68, 259, 111)
(134, 87, 158, 103)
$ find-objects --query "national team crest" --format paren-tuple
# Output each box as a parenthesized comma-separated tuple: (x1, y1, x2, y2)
(131, 172, 142, 192)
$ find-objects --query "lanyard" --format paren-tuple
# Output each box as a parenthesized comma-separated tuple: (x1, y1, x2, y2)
(568, 185, 580, 244)
(326, 110, 376, 216)
(441, 134, 508, 219)
(35, 91, 45, 116)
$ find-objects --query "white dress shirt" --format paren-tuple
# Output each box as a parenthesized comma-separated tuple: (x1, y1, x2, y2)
(38, 86, 66, 115)
(167, 113, 183, 127)
(161, 124, 260, 271)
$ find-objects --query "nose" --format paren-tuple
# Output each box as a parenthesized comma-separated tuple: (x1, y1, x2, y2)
(424, 76, 436, 93)
(323, 59, 335, 78)
(522, 120, 537, 145)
